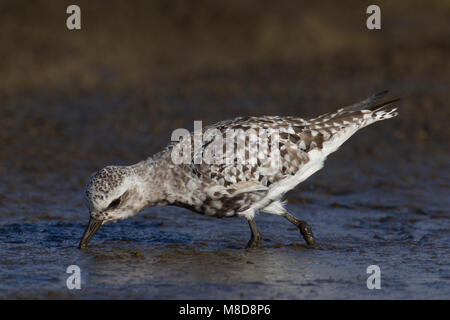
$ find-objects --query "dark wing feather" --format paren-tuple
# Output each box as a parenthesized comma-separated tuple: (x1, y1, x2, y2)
(341, 90, 390, 112)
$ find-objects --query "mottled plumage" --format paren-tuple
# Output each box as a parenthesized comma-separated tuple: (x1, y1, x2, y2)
(79, 90, 399, 248)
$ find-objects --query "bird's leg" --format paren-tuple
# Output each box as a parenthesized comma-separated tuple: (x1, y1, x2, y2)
(246, 218, 262, 248)
(283, 212, 315, 245)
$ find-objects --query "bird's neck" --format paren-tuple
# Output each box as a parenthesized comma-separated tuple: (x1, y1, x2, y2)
(130, 157, 186, 207)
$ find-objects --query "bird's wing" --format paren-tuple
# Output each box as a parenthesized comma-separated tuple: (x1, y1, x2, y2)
(165, 92, 399, 192)
(341, 90, 390, 112)
(180, 116, 314, 189)
(309, 90, 398, 122)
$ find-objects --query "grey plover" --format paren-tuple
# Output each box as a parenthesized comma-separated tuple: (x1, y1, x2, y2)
(79, 90, 399, 248)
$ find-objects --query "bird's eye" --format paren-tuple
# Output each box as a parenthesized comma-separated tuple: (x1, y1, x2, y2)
(107, 198, 121, 210)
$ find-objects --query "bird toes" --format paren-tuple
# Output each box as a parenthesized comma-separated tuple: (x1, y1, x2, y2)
(298, 222, 316, 245)
(245, 234, 262, 249)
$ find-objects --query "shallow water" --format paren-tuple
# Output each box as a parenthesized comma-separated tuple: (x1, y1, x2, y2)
(1, 86, 449, 299)
(1, 155, 448, 299)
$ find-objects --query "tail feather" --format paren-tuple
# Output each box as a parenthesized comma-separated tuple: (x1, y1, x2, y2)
(368, 98, 400, 121)
(312, 95, 399, 157)
(310, 91, 399, 124)
(306, 92, 399, 143)
(371, 98, 400, 112)
(341, 90, 390, 112)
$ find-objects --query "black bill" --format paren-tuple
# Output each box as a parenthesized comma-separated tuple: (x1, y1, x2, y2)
(78, 217, 103, 249)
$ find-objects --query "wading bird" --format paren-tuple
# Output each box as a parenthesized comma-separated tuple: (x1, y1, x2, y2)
(79, 91, 398, 249)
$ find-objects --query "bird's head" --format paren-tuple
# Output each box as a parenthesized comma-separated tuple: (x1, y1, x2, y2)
(78, 165, 147, 248)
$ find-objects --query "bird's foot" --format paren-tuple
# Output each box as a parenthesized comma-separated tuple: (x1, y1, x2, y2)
(298, 221, 315, 245)
(245, 233, 262, 249)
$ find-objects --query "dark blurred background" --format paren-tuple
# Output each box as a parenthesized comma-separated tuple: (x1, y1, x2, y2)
(0, 0, 448, 201)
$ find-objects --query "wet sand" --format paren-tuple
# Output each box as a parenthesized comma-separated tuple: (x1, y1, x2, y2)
(0, 166, 448, 299)
(0, 0, 449, 299)
(0, 89, 448, 299)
